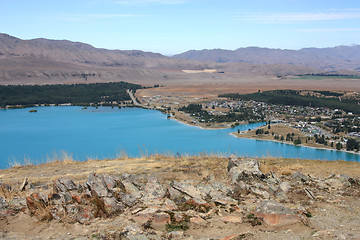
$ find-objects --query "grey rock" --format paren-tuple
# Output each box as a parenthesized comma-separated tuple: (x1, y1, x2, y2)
(292, 171, 309, 183)
(8, 196, 26, 209)
(278, 181, 292, 194)
(267, 184, 278, 196)
(103, 196, 125, 214)
(227, 157, 265, 183)
(348, 177, 360, 187)
(269, 171, 281, 184)
(50, 205, 65, 220)
(209, 179, 232, 194)
(250, 186, 270, 199)
(103, 174, 126, 192)
(64, 204, 81, 221)
(119, 192, 140, 207)
(0, 196, 8, 209)
(168, 186, 191, 204)
(54, 177, 77, 193)
(256, 201, 295, 215)
(122, 181, 143, 199)
(233, 181, 250, 197)
(120, 173, 147, 190)
(86, 173, 112, 198)
(143, 175, 166, 202)
(170, 180, 206, 204)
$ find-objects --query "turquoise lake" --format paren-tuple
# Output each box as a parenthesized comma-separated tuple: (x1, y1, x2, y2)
(0, 106, 359, 169)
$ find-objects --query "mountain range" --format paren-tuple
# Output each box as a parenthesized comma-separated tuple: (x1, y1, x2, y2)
(0, 33, 359, 85)
(173, 46, 360, 72)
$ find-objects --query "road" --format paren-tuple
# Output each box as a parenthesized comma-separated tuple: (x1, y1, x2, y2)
(126, 89, 141, 106)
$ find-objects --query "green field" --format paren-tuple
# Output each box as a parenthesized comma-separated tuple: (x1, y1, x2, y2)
(294, 74, 360, 80)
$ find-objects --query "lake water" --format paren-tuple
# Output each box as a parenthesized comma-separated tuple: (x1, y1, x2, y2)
(0, 106, 358, 169)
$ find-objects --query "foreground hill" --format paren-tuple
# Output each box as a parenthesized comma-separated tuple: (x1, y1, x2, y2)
(0, 155, 360, 239)
(174, 46, 360, 72)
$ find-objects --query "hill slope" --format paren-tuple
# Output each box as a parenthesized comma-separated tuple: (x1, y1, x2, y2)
(0, 33, 352, 86)
(173, 46, 360, 71)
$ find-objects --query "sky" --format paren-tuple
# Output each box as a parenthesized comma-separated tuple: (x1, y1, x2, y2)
(1, 0, 360, 55)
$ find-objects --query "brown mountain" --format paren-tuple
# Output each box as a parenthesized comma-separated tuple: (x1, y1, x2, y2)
(0, 33, 338, 86)
(173, 46, 360, 72)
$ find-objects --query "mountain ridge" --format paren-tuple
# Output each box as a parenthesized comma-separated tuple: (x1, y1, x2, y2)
(174, 45, 360, 71)
(1, 33, 359, 86)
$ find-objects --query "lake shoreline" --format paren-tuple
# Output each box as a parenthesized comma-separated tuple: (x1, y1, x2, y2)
(230, 132, 360, 156)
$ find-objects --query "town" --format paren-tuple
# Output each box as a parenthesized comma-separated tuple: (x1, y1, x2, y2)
(138, 89, 360, 153)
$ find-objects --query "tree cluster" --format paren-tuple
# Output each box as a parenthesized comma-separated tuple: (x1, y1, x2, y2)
(0, 82, 142, 108)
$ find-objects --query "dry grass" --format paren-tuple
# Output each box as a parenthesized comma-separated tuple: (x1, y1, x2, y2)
(1, 155, 360, 190)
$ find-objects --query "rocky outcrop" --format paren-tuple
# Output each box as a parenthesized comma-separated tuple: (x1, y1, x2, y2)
(1, 156, 360, 239)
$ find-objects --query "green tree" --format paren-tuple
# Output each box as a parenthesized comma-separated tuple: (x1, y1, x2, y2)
(346, 138, 359, 151)
(294, 137, 302, 145)
(336, 142, 342, 150)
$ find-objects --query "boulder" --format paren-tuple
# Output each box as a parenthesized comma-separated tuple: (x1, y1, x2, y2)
(119, 192, 139, 207)
(103, 174, 126, 192)
(102, 196, 125, 215)
(292, 172, 309, 183)
(143, 175, 166, 203)
(170, 180, 206, 205)
(227, 156, 265, 183)
(54, 178, 77, 193)
(168, 185, 191, 204)
(250, 187, 270, 199)
(246, 182, 270, 199)
(233, 181, 250, 198)
(255, 201, 299, 227)
(86, 173, 112, 198)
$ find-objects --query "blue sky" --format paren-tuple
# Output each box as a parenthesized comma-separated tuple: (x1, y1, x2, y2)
(1, 0, 360, 55)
